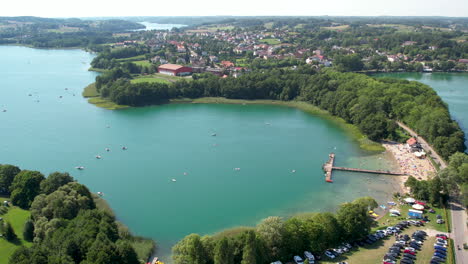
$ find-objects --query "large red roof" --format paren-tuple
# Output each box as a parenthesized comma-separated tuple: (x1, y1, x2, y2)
(158, 64, 184, 71)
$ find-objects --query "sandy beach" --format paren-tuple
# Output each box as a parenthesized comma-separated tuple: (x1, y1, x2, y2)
(382, 142, 437, 193)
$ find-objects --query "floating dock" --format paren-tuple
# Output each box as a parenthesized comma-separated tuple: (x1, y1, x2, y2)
(322, 153, 405, 182)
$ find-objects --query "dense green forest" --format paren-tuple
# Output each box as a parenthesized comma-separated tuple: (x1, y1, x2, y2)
(95, 67, 466, 160)
(172, 197, 378, 264)
(0, 164, 152, 264)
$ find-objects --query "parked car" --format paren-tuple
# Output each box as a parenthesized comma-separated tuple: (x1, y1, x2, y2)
(404, 253, 416, 258)
(304, 251, 315, 261)
(294, 255, 304, 264)
(434, 246, 447, 251)
(270, 262, 283, 264)
(436, 234, 448, 240)
(343, 243, 352, 249)
(434, 253, 446, 259)
(434, 243, 447, 247)
(435, 250, 446, 256)
(405, 247, 416, 251)
(325, 251, 336, 259)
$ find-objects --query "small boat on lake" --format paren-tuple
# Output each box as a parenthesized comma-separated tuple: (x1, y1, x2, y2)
(95, 155, 101, 159)
(291, 169, 296, 173)
(75, 166, 85, 170)
(211, 133, 217, 136)
(105, 148, 110, 152)
(122, 146, 127, 150)
(171, 178, 177, 182)
(97, 191, 104, 196)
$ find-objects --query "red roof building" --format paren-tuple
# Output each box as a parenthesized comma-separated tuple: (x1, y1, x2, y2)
(406, 137, 417, 146)
(158, 64, 192, 76)
(221, 61, 235, 68)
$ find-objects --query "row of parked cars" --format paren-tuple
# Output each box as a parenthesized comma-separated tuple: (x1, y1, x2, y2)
(271, 250, 317, 264)
(383, 230, 427, 264)
(431, 234, 449, 263)
(272, 243, 352, 264)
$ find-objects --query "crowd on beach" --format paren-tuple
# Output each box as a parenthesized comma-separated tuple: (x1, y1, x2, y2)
(383, 142, 436, 192)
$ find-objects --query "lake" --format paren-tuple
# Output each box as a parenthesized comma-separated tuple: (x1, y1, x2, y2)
(0, 46, 400, 261)
(135, 22, 187, 31)
(375, 72, 468, 149)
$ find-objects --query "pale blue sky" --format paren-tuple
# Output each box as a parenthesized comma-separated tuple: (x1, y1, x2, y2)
(2, 0, 467, 17)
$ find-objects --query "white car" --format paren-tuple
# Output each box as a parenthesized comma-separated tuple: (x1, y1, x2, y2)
(325, 251, 336, 259)
(405, 247, 416, 252)
(304, 251, 315, 261)
(436, 239, 448, 245)
(294, 255, 304, 264)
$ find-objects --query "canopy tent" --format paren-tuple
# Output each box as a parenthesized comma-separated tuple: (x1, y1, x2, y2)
(404, 197, 416, 203)
(412, 204, 425, 210)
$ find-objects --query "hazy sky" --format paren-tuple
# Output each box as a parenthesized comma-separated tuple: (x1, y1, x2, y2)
(2, 0, 467, 17)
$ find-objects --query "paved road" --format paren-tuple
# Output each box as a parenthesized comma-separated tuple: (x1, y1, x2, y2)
(450, 198, 467, 264)
(396, 121, 467, 263)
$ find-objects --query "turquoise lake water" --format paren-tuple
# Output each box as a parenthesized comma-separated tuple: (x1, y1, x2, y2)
(1, 46, 403, 260)
(375, 72, 468, 148)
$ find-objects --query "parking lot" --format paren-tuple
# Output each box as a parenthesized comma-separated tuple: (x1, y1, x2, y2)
(318, 226, 452, 264)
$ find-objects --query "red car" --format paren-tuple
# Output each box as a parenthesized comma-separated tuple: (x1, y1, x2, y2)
(436, 234, 448, 240)
(404, 250, 415, 255)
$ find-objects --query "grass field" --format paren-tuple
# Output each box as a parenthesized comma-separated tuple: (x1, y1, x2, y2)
(116, 55, 147, 62)
(264, 22, 274, 29)
(260, 38, 281, 45)
(374, 203, 449, 233)
(0, 202, 32, 264)
(367, 24, 415, 32)
(82, 83, 99, 97)
(322, 25, 350, 30)
(87, 97, 129, 110)
(132, 60, 152, 67)
(130, 76, 171, 84)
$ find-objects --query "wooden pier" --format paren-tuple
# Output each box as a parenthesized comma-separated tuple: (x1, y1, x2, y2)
(323, 153, 335, 182)
(322, 153, 405, 182)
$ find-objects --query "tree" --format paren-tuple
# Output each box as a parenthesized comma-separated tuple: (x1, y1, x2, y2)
(334, 54, 364, 72)
(23, 219, 35, 242)
(4, 221, 17, 241)
(31, 182, 95, 221)
(214, 237, 234, 264)
(353, 196, 378, 211)
(172, 234, 208, 264)
(10, 170, 45, 209)
(116, 241, 140, 264)
(85, 232, 118, 264)
(241, 231, 258, 264)
(40, 172, 74, 195)
(256, 216, 284, 259)
(337, 202, 370, 241)
(0, 164, 21, 194)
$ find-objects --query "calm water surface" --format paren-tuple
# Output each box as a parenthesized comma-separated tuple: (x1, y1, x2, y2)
(1, 46, 401, 260)
(135, 22, 187, 31)
(375, 72, 468, 148)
